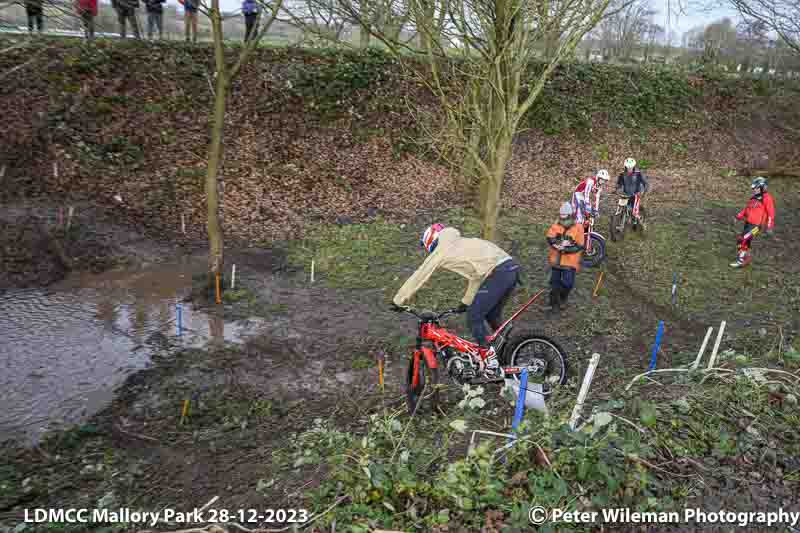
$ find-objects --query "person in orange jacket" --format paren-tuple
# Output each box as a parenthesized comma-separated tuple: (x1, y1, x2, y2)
(546, 202, 585, 314)
(731, 177, 775, 268)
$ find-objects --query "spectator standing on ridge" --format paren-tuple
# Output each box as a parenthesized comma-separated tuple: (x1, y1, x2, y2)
(145, 0, 166, 40)
(112, 0, 142, 39)
(25, 0, 44, 33)
(75, 0, 97, 40)
(242, 0, 259, 42)
(178, 0, 199, 43)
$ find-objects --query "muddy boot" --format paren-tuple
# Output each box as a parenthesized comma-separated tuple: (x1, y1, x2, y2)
(546, 289, 561, 317)
(560, 288, 571, 311)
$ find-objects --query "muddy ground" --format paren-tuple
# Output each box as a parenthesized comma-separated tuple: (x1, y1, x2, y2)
(1, 173, 799, 532)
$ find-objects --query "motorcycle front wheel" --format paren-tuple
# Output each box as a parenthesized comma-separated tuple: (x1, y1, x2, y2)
(406, 352, 440, 415)
(610, 209, 627, 242)
(581, 233, 606, 268)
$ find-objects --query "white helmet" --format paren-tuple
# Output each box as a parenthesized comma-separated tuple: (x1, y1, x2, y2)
(596, 169, 609, 181)
(624, 158, 636, 171)
(559, 202, 575, 218)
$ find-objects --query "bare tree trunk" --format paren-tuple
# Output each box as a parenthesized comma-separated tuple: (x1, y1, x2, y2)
(206, 8, 228, 294)
(359, 0, 371, 47)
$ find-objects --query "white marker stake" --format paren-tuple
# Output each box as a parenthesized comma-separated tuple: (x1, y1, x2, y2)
(181, 213, 186, 235)
(231, 264, 236, 289)
(66, 206, 74, 230)
(569, 352, 601, 430)
(53, 162, 58, 179)
(310, 259, 315, 284)
(0, 165, 6, 178)
(691, 327, 714, 370)
(706, 321, 726, 370)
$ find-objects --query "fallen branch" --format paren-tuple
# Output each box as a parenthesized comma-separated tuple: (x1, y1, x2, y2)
(112, 424, 159, 442)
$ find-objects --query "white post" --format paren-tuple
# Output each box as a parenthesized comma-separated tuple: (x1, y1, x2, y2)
(706, 321, 726, 370)
(310, 259, 315, 284)
(231, 264, 236, 289)
(569, 353, 601, 430)
(66, 206, 74, 230)
(691, 327, 714, 370)
(181, 213, 186, 235)
(0, 165, 5, 179)
(53, 162, 58, 179)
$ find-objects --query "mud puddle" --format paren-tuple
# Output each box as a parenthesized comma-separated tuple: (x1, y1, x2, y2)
(0, 258, 267, 446)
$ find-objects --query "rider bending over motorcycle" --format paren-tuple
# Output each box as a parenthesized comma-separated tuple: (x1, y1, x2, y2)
(572, 169, 610, 224)
(731, 177, 776, 268)
(615, 158, 649, 225)
(546, 203, 585, 315)
(392, 224, 520, 373)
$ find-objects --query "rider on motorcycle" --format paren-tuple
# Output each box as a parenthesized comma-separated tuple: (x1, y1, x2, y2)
(615, 158, 649, 225)
(392, 224, 521, 374)
(573, 169, 610, 225)
(731, 177, 776, 268)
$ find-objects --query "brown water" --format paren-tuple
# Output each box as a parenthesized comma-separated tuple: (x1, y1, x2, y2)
(0, 260, 266, 445)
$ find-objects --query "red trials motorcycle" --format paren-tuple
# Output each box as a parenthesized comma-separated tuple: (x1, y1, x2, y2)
(581, 183, 607, 268)
(391, 289, 568, 415)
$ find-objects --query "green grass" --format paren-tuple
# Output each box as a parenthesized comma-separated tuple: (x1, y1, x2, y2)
(286, 209, 552, 311)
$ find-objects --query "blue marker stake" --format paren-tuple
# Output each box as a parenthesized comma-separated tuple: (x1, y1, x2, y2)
(649, 321, 664, 371)
(176, 303, 183, 336)
(510, 368, 529, 442)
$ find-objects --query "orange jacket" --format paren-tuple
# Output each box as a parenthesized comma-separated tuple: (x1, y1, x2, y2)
(736, 192, 775, 229)
(546, 222, 585, 271)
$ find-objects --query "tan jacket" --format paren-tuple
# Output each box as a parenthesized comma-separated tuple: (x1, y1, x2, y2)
(393, 228, 511, 306)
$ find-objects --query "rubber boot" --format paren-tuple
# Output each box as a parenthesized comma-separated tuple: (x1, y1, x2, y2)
(547, 289, 561, 317)
(560, 287, 571, 311)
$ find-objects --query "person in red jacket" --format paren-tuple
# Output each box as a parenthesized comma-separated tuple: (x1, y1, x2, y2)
(75, 0, 97, 40)
(731, 177, 775, 268)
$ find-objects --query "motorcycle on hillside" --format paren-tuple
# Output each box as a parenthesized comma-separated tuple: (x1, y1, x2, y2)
(610, 192, 646, 242)
(581, 187, 607, 268)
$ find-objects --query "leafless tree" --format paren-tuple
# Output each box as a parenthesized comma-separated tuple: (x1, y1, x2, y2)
(725, 0, 800, 55)
(595, 0, 655, 60)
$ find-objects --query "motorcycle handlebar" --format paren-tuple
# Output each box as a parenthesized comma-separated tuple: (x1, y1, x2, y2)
(390, 305, 465, 320)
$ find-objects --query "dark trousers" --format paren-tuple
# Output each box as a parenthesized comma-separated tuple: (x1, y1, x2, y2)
(244, 14, 258, 41)
(118, 9, 141, 39)
(550, 266, 576, 308)
(147, 12, 163, 39)
(81, 11, 95, 39)
(468, 259, 520, 347)
(27, 12, 43, 32)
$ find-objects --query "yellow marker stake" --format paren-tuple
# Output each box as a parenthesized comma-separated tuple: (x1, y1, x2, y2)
(378, 358, 384, 391)
(215, 273, 222, 304)
(180, 399, 190, 425)
(593, 271, 605, 297)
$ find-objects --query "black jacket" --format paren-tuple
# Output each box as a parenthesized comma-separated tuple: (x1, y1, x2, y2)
(616, 170, 649, 196)
(145, 0, 165, 12)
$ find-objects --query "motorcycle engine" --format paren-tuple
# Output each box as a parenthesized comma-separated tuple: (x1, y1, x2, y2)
(443, 348, 481, 384)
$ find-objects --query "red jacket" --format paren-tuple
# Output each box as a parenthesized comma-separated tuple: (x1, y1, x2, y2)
(736, 192, 775, 229)
(76, 0, 98, 16)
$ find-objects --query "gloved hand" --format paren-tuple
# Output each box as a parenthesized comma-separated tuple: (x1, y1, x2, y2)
(389, 302, 406, 312)
(456, 303, 469, 313)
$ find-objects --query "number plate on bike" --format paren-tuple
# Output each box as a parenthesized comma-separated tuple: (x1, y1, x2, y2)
(618, 198, 629, 206)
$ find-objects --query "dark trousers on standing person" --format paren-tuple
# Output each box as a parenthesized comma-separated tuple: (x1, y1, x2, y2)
(244, 13, 258, 41)
(27, 11, 43, 32)
(467, 259, 521, 348)
(549, 266, 576, 313)
(81, 11, 95, 39)
(147, 12, 163, 39)
(118, 8, 141, 39)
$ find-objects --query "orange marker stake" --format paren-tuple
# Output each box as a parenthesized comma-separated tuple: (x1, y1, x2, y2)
(378, 358, 384, 391)
(215, 273, 222, 304)
(593, 271, 605, 297)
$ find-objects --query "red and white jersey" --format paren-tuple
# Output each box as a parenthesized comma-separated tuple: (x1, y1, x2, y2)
(574, 176, 596, 195)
